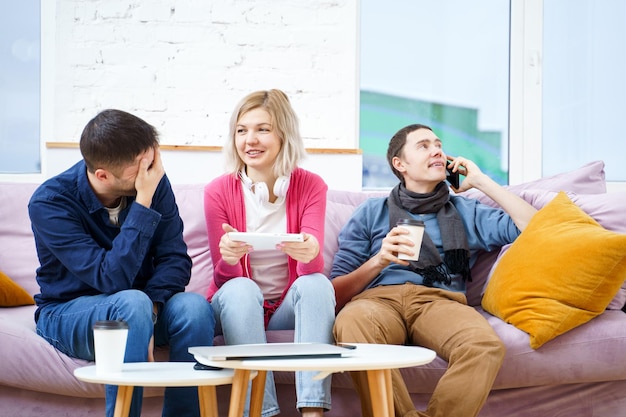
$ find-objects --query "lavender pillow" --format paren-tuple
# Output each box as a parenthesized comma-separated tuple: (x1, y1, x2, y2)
(325, 190, 389, 277)
(461, 160, 606, 208)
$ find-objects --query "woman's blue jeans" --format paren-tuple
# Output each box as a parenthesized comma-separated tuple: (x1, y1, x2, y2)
(36, 289, 215, 417)
(211, 274, 336, 417)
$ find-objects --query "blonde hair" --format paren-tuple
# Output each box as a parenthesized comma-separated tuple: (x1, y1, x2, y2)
(224, 89, 306, 177)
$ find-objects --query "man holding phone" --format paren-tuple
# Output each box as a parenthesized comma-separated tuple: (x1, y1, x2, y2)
(28, 109, 215, 417)
(331, 123, 537, 417)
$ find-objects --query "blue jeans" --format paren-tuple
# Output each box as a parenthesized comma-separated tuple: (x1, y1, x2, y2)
(36, 290, 215, 417)
(211, 274, 336, 417)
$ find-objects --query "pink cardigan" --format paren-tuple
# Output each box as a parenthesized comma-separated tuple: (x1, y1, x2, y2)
(203, 167, 328, 325)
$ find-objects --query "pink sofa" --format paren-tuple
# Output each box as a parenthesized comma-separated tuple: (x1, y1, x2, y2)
(1, 160, 626, 417)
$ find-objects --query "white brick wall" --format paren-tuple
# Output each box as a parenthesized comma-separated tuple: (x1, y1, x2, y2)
(50, 0, 359, 151)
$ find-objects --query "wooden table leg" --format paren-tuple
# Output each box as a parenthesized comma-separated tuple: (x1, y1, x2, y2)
(248, 370, 267, 417)
(383, 368, 393, 416)
(366, 369, 394, 417)
(228, 369, 252, 417)
(198, 385, 218, 417)
(113, 385, 134, 417)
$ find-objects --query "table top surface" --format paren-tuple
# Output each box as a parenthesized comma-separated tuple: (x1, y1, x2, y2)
(191, 343, 436, 372)
(73, 362, 247, 387)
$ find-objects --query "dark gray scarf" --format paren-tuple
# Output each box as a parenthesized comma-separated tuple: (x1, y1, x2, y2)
(388, 182, 471, 286)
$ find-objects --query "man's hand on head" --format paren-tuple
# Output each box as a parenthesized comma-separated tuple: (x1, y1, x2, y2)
(135, 147, 165, 208)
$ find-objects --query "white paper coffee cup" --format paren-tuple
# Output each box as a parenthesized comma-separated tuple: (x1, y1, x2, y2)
(397, 218, 425, 261)
(93, 320, 129, 375)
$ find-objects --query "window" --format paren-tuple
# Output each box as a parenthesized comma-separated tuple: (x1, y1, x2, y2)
(360, 0, 511, 189)
(0, 0, 41, 174)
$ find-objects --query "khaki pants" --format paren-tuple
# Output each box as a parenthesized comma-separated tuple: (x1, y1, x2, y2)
(333, 284, 505, 417)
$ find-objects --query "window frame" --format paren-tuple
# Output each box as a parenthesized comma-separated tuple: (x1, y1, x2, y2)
(39, 0, 55, 182)
(510, 0, 626, 192)
(508, 0, 543, 186)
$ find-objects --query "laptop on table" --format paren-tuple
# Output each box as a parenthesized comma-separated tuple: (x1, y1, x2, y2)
(189, 342, 355, 361)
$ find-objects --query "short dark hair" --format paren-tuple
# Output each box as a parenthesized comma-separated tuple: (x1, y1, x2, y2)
(79, 109, 159, 173)
(386, 123, 433, 182)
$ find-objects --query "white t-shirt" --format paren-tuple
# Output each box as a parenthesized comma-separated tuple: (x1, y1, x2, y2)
(106, 197, 126, 226)
(242, 183, 289, 301)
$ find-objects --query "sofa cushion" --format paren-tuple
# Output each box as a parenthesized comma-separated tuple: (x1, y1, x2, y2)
(172, 183, 212, 296)
(0, 305, 99, 396)
(465, 160, 607, 306)
(480, 189, 626, 310)
(461, 160, 607, 207)
(517, 189, 626, 310)
(488, 243, 626, 312)
(0, 270, 34, 306)
(0, 183, 40, 297)
(324, 190, 388, 277)
(481, 192, 626, 349)
(480, 308, 626, 389)
(399, 307, 626, 392)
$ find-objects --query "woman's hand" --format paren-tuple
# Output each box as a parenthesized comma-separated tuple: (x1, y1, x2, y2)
(219, 223, 250, 265)
(279, 233, 320, 263)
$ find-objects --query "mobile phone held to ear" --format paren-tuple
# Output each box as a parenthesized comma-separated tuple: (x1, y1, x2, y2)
(446, 163, 460, 189)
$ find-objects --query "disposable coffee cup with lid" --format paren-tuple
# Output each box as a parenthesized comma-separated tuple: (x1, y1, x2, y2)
(396, 218, 425, 261)
(93, 320, 129, 375)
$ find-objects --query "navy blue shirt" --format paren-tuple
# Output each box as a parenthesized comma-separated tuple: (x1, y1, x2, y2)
(28, 161, 192, 320)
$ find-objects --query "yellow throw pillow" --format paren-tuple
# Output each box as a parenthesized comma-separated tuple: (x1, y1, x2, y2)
(0, 270, 35, 307)
(482, 191, 626, 349)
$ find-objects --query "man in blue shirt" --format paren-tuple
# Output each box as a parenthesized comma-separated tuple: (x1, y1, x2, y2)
(29, 109, 215, 417)
(331, 124, 537, 417)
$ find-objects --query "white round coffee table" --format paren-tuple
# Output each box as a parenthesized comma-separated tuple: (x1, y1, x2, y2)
(74, 361, 255, 417)
(190, 343, 436, 417)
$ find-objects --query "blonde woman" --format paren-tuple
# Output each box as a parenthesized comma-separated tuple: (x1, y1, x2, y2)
(204, 89, 335, 417)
